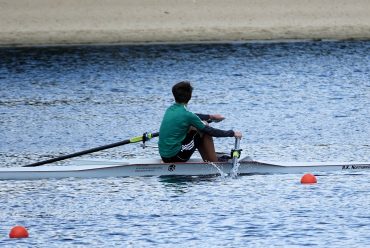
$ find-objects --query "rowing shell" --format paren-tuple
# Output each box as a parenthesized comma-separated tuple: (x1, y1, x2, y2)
(0, 157, 369, 180)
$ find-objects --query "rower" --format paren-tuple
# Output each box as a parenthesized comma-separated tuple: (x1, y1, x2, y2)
(158, 81, 242, 163)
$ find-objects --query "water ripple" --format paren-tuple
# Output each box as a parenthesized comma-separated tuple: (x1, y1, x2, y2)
(0, 41, 370, 247)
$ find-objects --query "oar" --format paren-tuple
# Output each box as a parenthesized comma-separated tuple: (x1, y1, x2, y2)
(230, 137, 242, 177)
(23, 132, 159, 167)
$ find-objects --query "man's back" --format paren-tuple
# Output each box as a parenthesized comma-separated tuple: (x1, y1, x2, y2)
(158, 103, 205, 158)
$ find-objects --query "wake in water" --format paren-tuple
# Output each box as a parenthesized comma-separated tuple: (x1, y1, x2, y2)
(208, 161, 240, 179)
(230, 162, 240, 178)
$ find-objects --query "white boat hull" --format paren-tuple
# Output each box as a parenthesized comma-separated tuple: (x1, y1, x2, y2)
(0, 157, 369, 180)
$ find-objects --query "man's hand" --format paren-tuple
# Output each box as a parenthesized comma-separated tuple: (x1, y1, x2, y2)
(234, 131, 242, 138)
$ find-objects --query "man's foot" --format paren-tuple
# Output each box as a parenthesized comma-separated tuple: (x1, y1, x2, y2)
(216, 152, 232, 162)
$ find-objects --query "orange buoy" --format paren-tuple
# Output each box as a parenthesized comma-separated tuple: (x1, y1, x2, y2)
(9, 226, 29, 238)
(300, 173, 317, 184)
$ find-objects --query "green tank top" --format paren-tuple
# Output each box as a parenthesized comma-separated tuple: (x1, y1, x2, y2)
(158, 103, 206, 158)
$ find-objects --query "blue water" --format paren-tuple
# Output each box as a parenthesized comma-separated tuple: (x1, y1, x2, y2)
(0, 41, 369, 247)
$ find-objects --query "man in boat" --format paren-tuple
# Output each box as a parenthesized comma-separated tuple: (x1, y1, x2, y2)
(159, 81, 242, 163)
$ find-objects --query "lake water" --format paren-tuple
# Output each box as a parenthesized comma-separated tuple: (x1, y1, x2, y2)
(0, 41, 369, 247)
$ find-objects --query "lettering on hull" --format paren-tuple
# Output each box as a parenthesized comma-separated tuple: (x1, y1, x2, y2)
(134, 164, 176, 173)
(342, 164, 370, 170)
(134, 166, 164, 173)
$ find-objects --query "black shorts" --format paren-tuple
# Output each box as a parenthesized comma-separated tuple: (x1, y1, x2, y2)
(161, 131, 201, 163)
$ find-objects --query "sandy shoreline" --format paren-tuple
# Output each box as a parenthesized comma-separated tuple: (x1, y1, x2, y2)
(0, 0, 369, 46)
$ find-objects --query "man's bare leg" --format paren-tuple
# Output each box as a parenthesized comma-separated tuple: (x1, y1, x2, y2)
(198, 134, 218, 162)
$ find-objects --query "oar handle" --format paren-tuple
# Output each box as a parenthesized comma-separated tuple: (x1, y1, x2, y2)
(232, 137, 242, 159)
(230, 137, 242, 177)
(23, 132, 159, 167)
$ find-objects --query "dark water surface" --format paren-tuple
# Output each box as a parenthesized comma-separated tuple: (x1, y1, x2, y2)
(0, 41, 369, 247)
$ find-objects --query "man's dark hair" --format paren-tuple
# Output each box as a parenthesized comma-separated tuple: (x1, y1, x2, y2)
(172, 81, 193, 103)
